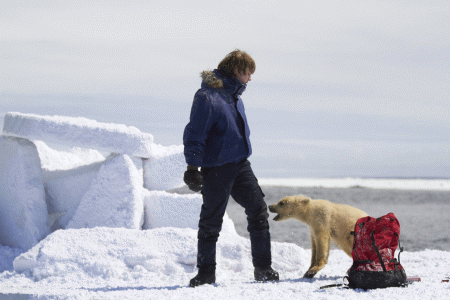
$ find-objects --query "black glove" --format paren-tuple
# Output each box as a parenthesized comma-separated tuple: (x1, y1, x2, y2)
(184, 169, 203, 192)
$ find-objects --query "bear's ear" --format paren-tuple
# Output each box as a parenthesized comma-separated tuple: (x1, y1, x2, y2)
(300, 198, 310, 205)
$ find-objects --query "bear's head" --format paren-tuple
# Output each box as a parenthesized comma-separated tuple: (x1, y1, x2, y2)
(268, 195, 311, 222)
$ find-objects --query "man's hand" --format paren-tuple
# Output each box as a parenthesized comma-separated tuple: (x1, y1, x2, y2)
(184, 166, 203, 192)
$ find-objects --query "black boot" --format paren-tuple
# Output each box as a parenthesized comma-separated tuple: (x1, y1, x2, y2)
(254, 265, 279, 282)
(189, 266, 216, 287)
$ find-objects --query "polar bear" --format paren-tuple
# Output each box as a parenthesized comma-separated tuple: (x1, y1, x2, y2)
(268, 194, 368, 278)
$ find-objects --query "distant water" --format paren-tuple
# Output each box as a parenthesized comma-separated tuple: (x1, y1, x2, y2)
(227, 185, 450, 252)
(173, 182, 450, 252)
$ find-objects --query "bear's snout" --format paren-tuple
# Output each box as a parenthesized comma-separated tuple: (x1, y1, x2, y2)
(268, 204, 281, 221)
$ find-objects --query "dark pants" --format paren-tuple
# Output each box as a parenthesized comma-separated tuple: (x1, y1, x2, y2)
(197, 159, 271, 269)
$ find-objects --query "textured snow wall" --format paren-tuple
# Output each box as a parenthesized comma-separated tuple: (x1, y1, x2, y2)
(3, 112, 154, 158)
(66, 154, 144, 230)
(144, 144, 186, 191)
(0, 136, 50, 250)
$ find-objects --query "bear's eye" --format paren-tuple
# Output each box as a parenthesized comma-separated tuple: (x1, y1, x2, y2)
(279, 201, 285, 206)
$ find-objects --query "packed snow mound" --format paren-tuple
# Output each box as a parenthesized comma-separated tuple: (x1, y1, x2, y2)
(12, 227, 308, 285)
(2, 112, 154, 158)
(13, 227, 198, 281)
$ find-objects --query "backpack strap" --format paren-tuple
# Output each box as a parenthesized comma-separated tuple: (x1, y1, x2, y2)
(390, 234, 405, 271)
(396, 232, 404, 264)
(371, 230, 387, 272)
(319, 283, 344, 289)
(319, 277, 350, 290)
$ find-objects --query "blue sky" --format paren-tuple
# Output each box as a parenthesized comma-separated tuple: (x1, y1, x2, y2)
(1, 0, 449, 178)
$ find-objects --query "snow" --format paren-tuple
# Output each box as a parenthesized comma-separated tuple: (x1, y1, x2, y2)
(1, 227, 449, 299)
(66, 154, 144, 230)
(34, 140, 105, 172)
(0, 136, 50, 250)
(0, 112, 449, 299)
(142, 189, 236, 235)
(43, 161, 104, 230)
(258, 177, 450, 191)
(143, 144, 186, 191)
(2, 112, 154, 158)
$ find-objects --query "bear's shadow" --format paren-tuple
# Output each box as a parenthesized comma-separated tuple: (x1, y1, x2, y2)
(284, 275, 344, 283)
(246, 275, 344, 285)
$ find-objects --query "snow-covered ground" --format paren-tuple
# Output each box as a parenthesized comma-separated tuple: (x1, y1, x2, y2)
(0, 112, 449, 299)
(1, 227, 449, 300)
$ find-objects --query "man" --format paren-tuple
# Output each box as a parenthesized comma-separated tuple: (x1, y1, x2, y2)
(183, 49, 279, 287)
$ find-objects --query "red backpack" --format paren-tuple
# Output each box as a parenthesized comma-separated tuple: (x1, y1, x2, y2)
(347, 212, 407, 289)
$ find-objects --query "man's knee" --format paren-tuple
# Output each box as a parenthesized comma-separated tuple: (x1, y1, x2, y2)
(198, 222, 222, 242)
(247, 208, 269, 232)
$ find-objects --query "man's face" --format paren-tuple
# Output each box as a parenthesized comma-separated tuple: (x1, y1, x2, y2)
(234, 67, 252, 84)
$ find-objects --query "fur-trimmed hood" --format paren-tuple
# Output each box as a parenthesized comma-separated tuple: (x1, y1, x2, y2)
(200, 69, 246, 95)
(201, 70, 223, 89)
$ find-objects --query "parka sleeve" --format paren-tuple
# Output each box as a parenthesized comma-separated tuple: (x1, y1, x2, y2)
(183, 91, 215, 167)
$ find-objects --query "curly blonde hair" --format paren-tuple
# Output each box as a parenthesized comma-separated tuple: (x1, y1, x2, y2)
(217, 49, 255, 75)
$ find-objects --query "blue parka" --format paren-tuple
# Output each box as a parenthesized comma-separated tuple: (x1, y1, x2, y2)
(183, 69, 252, 167)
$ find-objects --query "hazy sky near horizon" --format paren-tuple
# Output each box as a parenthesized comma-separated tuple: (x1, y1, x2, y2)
(1, 0, 449, 177)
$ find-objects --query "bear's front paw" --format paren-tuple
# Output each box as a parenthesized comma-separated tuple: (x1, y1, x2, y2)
(303, 270, 317, 279)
